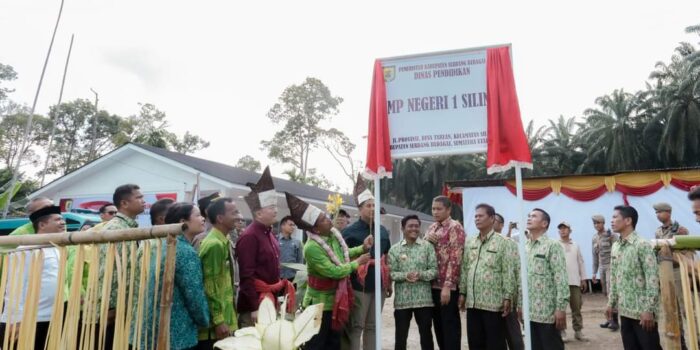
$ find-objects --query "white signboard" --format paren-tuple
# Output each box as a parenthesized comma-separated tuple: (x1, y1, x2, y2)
(382, 48, 488, 158)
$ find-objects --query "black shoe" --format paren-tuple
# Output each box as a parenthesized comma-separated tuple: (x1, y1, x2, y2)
(608, 322, 619, 331)
(599, 321, 610, 328)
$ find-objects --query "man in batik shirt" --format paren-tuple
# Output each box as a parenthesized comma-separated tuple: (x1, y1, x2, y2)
(98, 184, 145, 350)
(494, 213, 524, 350)
(606, 205, 661, 350)
(389, 214, 437, 350)
(424, 195, 465, 350)
(523, 208, 568, 350)
(458, 204, 515, 350)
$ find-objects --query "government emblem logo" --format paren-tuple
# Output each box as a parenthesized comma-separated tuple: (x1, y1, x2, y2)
(383, 66, 396, 82)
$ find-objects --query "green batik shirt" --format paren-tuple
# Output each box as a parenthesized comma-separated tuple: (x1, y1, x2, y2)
(388, 239, 437, 310)
(303, 232, 365, 311)
(96, 213, 139, 310)
(199, 227, 238, 338)
(607, 232, 659, 320)
(459, 231, 516, 312)
(525, 234, 569, 324)
(505, 237, 522, 308)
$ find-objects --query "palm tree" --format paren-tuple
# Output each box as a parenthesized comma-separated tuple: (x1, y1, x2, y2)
(646, 28, 700, 166)
(540, 115, 585, 175)
(578, 89, 649, 172)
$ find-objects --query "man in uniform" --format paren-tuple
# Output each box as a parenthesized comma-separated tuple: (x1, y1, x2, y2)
(654, 202, 690, 348)
(591, 214, 619, 330)
(654, 202, 689, 239)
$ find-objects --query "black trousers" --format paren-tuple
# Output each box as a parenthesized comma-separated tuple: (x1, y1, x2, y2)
(431, 289, 461, 350)
(530, 321, 564, 350)
(304, 311, 340, 350)
(0, 321, 50, 350)
(620, 316, 662, 350)
(466, 308, 506, 350)
(394, 307, 433, 350)
(504, 310, 524, 350)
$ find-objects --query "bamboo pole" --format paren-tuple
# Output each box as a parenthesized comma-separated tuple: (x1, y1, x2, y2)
(659, 244, 681, 349)
(0, 224, 184, 247)
(651, 236, 700, 250)
(678, 253, 698, 349)
(149, 239, 163, 349)
(156, 232, 178, 350)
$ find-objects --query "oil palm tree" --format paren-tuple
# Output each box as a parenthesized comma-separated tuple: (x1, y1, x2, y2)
(578, 89, 648, 172)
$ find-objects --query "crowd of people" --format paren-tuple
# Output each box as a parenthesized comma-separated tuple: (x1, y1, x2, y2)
(1, 165, 699, 350)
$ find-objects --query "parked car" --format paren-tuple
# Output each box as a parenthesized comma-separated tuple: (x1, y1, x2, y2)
(0, 212, 102, 236)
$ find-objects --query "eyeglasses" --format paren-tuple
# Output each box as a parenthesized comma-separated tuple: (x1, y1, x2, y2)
(106, 211, 118, 215)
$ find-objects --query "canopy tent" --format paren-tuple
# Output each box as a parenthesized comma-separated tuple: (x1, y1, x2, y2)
(445, 168, 700, 274)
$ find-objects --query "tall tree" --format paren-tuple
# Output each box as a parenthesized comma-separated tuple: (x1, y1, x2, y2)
(113, 103, 209, 154)
(45, 99, 106, 175)
(236, 155, 262, 172)
(261, 77, 343, 182)
(321, 128, 358, 186)
(0, 107, 51, 169)
(0, 63, 18, 102)
(172, 131, 210, 155)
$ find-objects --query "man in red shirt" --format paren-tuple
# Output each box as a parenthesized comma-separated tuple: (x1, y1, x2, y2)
(424, 195, 466, 350)
(236, 167, 294, 327)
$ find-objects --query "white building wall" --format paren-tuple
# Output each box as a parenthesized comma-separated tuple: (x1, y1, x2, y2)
(42, 151, 230, 203)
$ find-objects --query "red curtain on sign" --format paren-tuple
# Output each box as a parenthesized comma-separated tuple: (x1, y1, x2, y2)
(485, 47, 532, 174)
(364, 59, 393, 179)
(505, 183, 553, 201)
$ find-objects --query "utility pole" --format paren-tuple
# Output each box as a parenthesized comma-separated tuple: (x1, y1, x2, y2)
(88, 88, 99, 161)
(41, 33, 75, 187)
(2, 0, 65, 218)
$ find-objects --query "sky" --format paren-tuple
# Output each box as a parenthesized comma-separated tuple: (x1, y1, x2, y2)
(1, 0, 699, 192)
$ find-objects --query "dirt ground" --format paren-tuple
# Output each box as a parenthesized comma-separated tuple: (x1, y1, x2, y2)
(380, 293, 624, 349)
